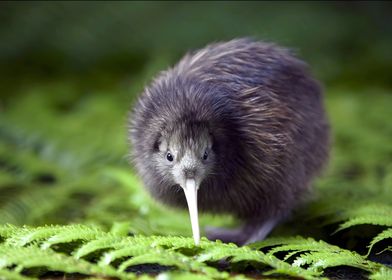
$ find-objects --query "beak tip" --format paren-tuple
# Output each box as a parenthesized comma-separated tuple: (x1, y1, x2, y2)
(182, 178, 200, 246)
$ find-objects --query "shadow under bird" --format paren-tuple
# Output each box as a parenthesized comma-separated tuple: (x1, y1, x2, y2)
(129, 38, 330, 245)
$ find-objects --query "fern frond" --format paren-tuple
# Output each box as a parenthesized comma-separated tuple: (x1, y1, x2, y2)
(98, 245, 153, 266)
(336, 204, 392, 232)
(369, 266, 392, 280)
(377, 246, 392, 254)
(41, 224, 106, 249)
(118, 250, 227, 279)
(0, 224, 20, 241)
(250, 236, 382, 274)
(198, 242, 321, 279)
(196, 245, 239, 263)
(150, 235, 204, 250)
(293, 251, 379, 273)
(1, 224, 106, 249)
(249, 236, 315, 250)
(0, 244, 131, 279)
(367, 228, 392, 255)
(118, 250, 191, 272)
(5, 225, 64, 247)
(233, 248, 321, 279)
(0, 268, 35, 280)
(74, 235, 151, 259)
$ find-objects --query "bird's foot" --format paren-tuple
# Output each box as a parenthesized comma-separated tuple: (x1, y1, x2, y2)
(205, 225, 248, 245)
(205, 218, 279, 246)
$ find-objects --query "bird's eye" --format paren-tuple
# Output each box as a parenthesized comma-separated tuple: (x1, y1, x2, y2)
(166, 152, 174, 162)
(203, 151, 208, 160)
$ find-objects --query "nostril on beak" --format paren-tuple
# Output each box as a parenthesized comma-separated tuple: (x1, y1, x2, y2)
(183, 168, 196, 178)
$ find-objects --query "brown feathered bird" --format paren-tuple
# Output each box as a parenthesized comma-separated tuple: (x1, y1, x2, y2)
(129, 38, 330, 245)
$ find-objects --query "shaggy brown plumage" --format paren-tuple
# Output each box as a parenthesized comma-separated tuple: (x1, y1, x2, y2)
(129, 38, 330, 245)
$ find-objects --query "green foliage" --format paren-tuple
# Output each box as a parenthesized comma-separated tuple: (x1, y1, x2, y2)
(0, 224, 317, 279)
(337, 204, 392, 232)
(370, 267, 392, 280)
(368, 229, 392, 256)
(0, 64, 391, 278)
(0, 224, 391, 279)
(252, 237, 382, 273)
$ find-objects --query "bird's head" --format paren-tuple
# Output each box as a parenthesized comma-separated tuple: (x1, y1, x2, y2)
(152, 121, 216, 244)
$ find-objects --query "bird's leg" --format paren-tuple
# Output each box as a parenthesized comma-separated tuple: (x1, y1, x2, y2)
(205, 225, 248, 245)
(243, 218, 278, 244)
(206, 217, 280, 245)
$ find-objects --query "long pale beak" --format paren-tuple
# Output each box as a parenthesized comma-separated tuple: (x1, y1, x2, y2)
(182, 178, 200, 245)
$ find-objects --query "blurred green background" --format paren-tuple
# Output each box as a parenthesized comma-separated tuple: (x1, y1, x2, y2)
(1, 1, 392, 90)
(0, 1, 391, 237)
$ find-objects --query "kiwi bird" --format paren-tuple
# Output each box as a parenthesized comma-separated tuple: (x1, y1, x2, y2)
(129, 38, 330, 245)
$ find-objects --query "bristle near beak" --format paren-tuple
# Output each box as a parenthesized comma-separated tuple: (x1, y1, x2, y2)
(182, 178, 200, 245)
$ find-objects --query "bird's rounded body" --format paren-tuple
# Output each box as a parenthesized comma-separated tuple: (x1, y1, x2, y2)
(129, 38, 329, 245)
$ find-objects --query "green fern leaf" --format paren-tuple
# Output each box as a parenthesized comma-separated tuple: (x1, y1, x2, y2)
(0, 244, 131, 279)
(367, 228, 392, 255)
(248, 236, 302, 250)
(5, 225, 64, 247)
(251, 236, 382, 274)
(369, 266, 392, 280)
(74, 235, 123, 259)
(198, 242, 320, 279)
(41, 224, 106, 249)
(0, 268, 35, 280)
(149, 235, 201, 249)
(118, 250, 191, 272)
(98, 245, 153, 266)
(293, 251, 380, 273)
(74, 235, 150, 259)
(0, 224, 20, 241)
(117, 250, 227, 278)
(336, 204, 392, 232)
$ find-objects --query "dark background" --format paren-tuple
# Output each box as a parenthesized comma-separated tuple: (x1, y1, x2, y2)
(0, 1, 391, 93)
